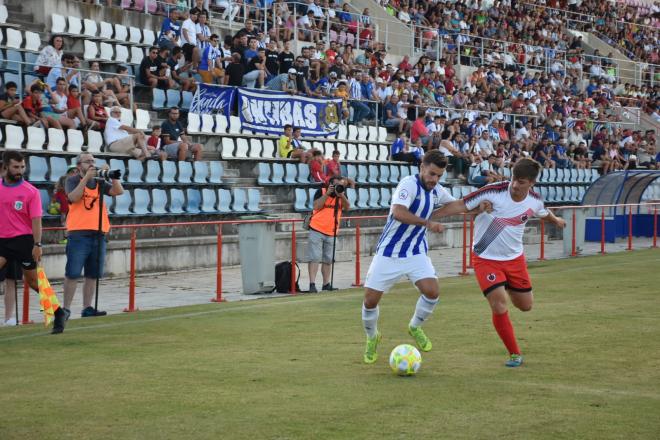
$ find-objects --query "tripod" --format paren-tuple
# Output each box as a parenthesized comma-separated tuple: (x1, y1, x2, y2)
(93, 178, 105, 313)
(329, 194, 341, 290)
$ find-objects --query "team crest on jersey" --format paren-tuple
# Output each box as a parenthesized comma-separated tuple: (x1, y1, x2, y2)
(520, 214, 529, 223)
(399, 189, 409, 200)
(14, 201, 23, 211)
(486, 273, 497, 282)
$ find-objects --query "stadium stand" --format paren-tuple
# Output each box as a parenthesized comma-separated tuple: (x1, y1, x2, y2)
(0, 0, 657, 257)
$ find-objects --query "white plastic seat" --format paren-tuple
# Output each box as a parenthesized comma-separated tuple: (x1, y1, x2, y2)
(114, 24, 128, 42)
(128, 27, 142, 45)
(235, 138, 249, 158)
(120, 108, 134, 127)
(368, 126, 378, 141)
(51, 14, 68, 33)
(115, 45, 129, 63)
(200, 114, 214, 133)
(83, 40, 99, 60)
(99, 42, 114, 61)
(249, 139, 262, 158)
(229, 116, 241, 134)
(337, 124, 347, 140)
(135, 109, 150, 130)
(346, 143, 358, 160)
(347, 124, 358, 140)
(68, 16, 83, 36)
(66, 129, 84, 153)
(262, 139, 275, 158)
(26, 127, 45, 150)
(142, 29, 155, 46)
(221, 138, 234, 158)
(4, 125, 24, 149)
(378, 126, 387, 142)
(99, 21, 114, 40)
(83, 19, 98, 39)
(130, 46, 144, 65)
(6, 29, 22, 49)
(47, 128, 66, 152)
(357, 126, 368, 141)
(86, 130, 103, 153)
(214, 115, 228, 134)
(187, 113, 201, 134)
(24, 32, 41, 52)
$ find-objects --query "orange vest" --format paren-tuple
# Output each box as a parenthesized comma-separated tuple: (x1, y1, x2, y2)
(66, 184, 110, 233)
(309, 188, 342, 236)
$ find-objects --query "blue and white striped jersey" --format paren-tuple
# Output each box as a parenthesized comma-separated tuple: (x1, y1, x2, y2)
(375, 175, 455, 258)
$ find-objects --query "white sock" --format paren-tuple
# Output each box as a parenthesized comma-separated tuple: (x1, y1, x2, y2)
(362, 304, 379, 339)
(409, 295, 439, 328)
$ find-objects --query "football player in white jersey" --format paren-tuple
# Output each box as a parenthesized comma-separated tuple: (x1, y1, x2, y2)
(362, 151, 488, 364)
(432, 158, 566, 367)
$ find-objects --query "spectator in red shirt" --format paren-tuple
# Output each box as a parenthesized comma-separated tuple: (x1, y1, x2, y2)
(325, 150, 356, 187)
(22, 84, 61, 129)
(410, 113, 433, 150)
(86, 91, 109, 131)
(309, 150, 328, 184)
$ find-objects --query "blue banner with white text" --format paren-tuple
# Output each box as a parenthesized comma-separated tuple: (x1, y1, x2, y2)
(190, 83, 235, 117)
(237, 88, 342, 137)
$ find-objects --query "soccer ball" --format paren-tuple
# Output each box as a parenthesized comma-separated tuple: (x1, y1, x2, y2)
(389, 344, 422, 376)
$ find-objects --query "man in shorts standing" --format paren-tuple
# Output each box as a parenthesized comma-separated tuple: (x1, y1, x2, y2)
(432, 158, 566, 367)
(0, 151, 66, 333)
(306, 175, 350, 292)
(63, 152, 124, 318)
(361, 151, 457, 364)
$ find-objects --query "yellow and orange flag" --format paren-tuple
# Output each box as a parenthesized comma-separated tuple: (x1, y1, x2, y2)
(37, 267, 60, 326)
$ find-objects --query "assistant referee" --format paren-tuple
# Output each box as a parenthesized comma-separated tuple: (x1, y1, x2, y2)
(0, 151, 65, 333)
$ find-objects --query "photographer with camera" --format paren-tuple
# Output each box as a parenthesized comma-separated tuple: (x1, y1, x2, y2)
(62, 152, 123, 318)
(306, 175, 350, 293)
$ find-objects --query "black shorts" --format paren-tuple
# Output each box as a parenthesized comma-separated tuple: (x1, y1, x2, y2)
(0, 235, 36, 271)
(0, 260, 22, 281)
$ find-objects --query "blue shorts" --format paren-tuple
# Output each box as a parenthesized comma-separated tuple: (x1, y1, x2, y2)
(65, 233, 107, 279)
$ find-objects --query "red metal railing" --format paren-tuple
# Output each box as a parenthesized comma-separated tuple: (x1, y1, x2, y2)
(17, 202, 659, 322)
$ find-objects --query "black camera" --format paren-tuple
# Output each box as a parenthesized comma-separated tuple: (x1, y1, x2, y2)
(334, 184, 345, 195)
(96, 169, 122, 180)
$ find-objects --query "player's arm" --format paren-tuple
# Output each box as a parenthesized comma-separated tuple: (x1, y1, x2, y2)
(392, 205, 444, 233)
(431, 199, 492, 219)
(540, 209, 566, 228)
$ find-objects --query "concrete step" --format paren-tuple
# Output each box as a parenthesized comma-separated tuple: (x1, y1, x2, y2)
(222, 177, 257, 186)
(261, 203, 294, 213)
(222, 168, 240, 178)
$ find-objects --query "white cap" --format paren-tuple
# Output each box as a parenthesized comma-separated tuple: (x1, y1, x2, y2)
(288, 68, 297, 74)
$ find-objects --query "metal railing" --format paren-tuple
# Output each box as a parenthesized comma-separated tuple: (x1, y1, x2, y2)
(12, 201, 658, 323)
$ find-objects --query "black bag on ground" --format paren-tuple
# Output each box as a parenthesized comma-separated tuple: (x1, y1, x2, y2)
(274, 261, 301, 293)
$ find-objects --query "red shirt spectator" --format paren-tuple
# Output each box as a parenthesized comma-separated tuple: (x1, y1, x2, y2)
(326, 155, 341, 177)
(309, 151, 328, 183)
(54, 189, 69, 215)
(410, 117, 429, 143)
(22, 92, 43, 116)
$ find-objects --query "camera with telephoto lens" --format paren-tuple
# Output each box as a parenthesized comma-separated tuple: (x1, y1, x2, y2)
(333, 184, 345, 195)
(96, 169, 122, 180)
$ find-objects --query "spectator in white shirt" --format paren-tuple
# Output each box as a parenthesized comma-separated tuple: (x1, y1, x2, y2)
(104, 107, 149, 160)
(180, 9, 201, 68)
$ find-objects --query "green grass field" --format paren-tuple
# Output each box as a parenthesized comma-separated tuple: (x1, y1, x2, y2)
(1, 250, 659, 440)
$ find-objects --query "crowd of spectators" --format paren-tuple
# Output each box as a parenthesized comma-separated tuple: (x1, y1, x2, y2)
(3, 0, 658, 173)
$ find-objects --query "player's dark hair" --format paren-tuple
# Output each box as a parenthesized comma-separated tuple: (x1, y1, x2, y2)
(512, 157, 541, 181)
(421, 150, 448, 169)
(2, 150, 24, 167)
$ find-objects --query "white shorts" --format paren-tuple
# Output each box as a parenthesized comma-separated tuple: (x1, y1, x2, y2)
(364, 254, 437, 293)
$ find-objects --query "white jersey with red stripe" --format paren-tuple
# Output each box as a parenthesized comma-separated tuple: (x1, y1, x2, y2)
(463, 181, 548, 261)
